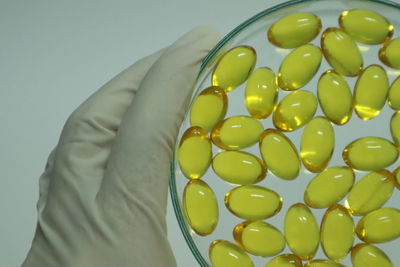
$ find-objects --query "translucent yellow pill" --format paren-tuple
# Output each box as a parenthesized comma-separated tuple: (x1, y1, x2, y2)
(264, 254, 303, 267)
(284, 203, 320, 260)
(245, 67, 278, 119)
(212, 46, 256, 92)
(225, 185, 282, 220)
(393, 167, 400, 188)
(234, 221, 285, 257)
(317, 70, 353, 125)
(304, 166, 354, 209)
(178, 127, 212, 179)
(390, 111, 400, 145)
(321, 27, 363, 76)
(278, 44, 322, 91)
(343, 137, 399, 171)
(300, 117, 335, 172)
(273, 90, 318, 131)
(304, 260, 345, 267)
(379, 38, 400, 69)
(260, 129, 301, 180)
(351, 243, 394, 267)
(388, 76, 400, 110)
(211, 116, 264, 150)
(268, 12, 322, 48)
(209, 240, 254, 267)
(212, 151, 266, 185)
(320, 205, 354, 261)
(339, 9, 393, 44)
(354, 65, 389, 120)
(190, 86, 228, 132)
(356, 207, 400, 243)
(183, 180, 218, 236)
(345, 170, 395, 215)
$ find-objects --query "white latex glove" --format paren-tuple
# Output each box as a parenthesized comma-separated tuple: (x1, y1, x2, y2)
(22, 27, 220, 267)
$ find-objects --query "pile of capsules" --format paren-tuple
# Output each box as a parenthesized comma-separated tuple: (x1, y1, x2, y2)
(177, 9, 400, 267)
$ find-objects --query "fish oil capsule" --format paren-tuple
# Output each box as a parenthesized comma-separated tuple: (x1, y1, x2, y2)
(354, 65, 389, 120)
(212, 46, 256, 92)
(356, 207, 400, 243)
(212, 151, 266, 185)
(183, 180, 218, 236)
(284, 203, 319, 260)
(304, 260, 345, 267)
(345, 170, 395, 215)
(278, 44, 322, 91)
(379, 38, 400, 69)
(212, 116, 263, 150)
(268, 13, 321, 48)
(388, 76, 400, 110)
(209, 240, 254, 267)
(245, 67, 278, 119)
(190, 86, 228, 132)
(300, 117, 334, 172)
(343, 137, 398, 171)
(260, 129, 300, 180)
(393, 167, 400, 188)
(304, 166, 354, 209)
(225, 185, 282, 220)
(320, 205, 354, 261)
(264, 254, 303, 267)
(390, 111, 400, 145)
(339, 9, 393, 44)
(233, 221, 285, 257)
(351, 243, 393, 267)
(273, 90, 318, 131)
(317, 70, 353, 125)
(321, 28, 363, 76)
(178, 127, 212, 179)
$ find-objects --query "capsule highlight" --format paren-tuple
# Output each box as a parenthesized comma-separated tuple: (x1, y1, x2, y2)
(351, 243, 394, 267)
(379, 38, 400, 69)
(209, 240, 254, 267)
(264, 254, 303, 267)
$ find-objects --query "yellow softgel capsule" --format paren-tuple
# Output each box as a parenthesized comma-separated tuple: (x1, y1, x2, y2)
(178, 126, 212, 179)
(354, 65, 389, 120)
(304, 166, 354, 209)
(233, 221, 285, 257)
(356, 207, 400, 243)
(264, 254, 303, 267)
(317, 70, 353, 125)
(212, 151, 266, 185)
(300, 117, 334, 172)
(209, 240, 254, 267)
(320, 205, 354, 261)
(268, 13, 321, 48)
(393, 167, 400, 188)
(321, 27, 363, 76)
(345, 170, 395, 215)
(339, 9, 393, 44)
(225, 185, 282, 220)
(245, 67, 278, 119)
(273, 90, 318, 132)
(190, 86, 228, 132)
(212, 46, 256, 92)
(278, 44, 322, 91)
(284, 203, 319, 260)
(183, 180, 218, 236)
(388, 76, 400, 110)
(390, 111, 400, 145)
(304, 260, 345, 267)
(260, 129, 300, 180)
(343, 137, 399, 171)
(351, 243, 393, 267)
(379, 38, 400, 69)
(211, 116, 263, 150)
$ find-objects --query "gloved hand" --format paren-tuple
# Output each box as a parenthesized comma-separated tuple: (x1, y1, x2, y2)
(22, 27, 220, 267)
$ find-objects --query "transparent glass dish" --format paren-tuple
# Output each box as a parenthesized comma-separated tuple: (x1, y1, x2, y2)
(170, 0, 400, 266)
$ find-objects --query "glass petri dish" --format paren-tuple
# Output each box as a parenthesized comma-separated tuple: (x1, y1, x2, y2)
(170, 0, 400, 266)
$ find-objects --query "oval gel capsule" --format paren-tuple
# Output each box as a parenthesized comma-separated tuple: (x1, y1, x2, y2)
(209, 240, 254, 267)
(343, 137, 399, 171)
(278, 44, 322, 91)
(284, 203, 319, 260)
(321, 27, 363, 76)
(356, 207, 400, 243)
(225, 185, 282, 220)
(273, 90, 318, 131)
(245, 67, 278, 119)
(260, 129, 301, 180)
(351, 243, 394, 267)
(300, 117, 334, 172)
(178, 127, 212, 179)
(212, 151, 266, 185)
(268, 13, 321, 48)
(304, 260, 345, 267)
(211, 116, 264, 150)
(264, 254, 303, 267)
(390, 111, 400, 145)
(379, 38, 400, 69)
(388, 76, 400, 110)
(393, 167, 400, 188)
(212, 46, 256, 92)
(183, 180, 218, 236)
